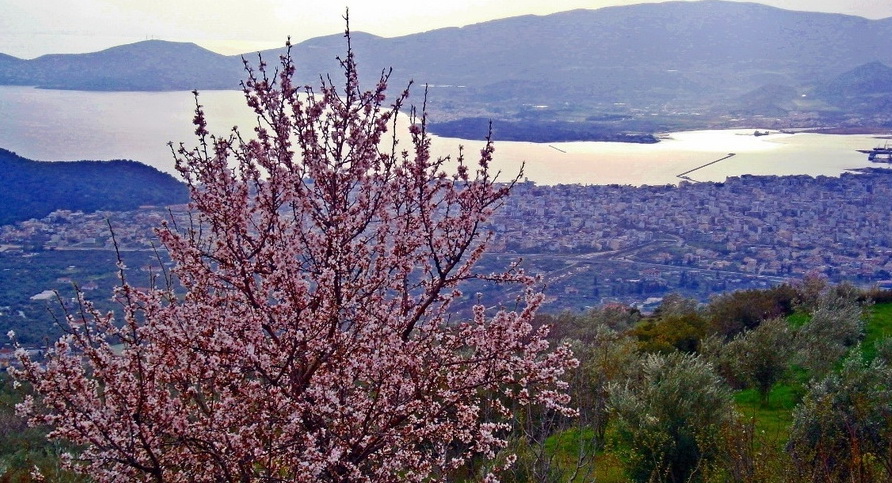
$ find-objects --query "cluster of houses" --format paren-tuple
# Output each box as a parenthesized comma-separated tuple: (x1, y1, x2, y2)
(489, 170, 892, 285)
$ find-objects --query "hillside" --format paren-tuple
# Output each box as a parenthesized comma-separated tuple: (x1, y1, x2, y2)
(0, 149, 188, 225)
(0, 53, 28, 85)
(812, 61, 892, 113)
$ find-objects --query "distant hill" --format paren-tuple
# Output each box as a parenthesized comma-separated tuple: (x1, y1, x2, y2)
(813, 61, 892, 109)
(730, 84, 801, 117)
(2, 1, 892, 129)
(2, 40, 242, 91)
(0, 149, 188, 226)
(0, 53, 29, 85)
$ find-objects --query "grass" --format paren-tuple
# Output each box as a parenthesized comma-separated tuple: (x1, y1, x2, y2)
(786, 311, 810, 328)
(733, 384, 800, 442)
(541, 427, 625, 482)
(729, 302, 892, 440)
(728, 302, 892, 450)
(863, 302, 892, 361)
(592, 452, 627, 483)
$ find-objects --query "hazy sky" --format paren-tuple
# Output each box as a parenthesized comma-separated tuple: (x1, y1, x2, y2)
(2, 0, 891, 59)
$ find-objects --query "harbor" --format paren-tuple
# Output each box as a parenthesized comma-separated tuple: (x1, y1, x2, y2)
(859, 144, 892, 163)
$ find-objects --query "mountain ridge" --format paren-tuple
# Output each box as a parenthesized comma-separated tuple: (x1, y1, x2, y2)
(2, 1, 892, 131)
(6, 2, 891, 91)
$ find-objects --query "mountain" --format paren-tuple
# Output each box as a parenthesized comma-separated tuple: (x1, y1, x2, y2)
(326, 1, 892, 131)
(0, 149, 189, 226)
(7, 40, 242, 91)
(730, 84, 801, 117)
(801, 61, 892, 120)
(0, 53, 29, 85)
(814, 61, 892, 102)
(2, 1, 892, 130)
(250, 1, 892, 112)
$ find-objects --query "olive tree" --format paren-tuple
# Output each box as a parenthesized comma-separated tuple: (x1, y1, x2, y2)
(787, 347, 892, 481)
(609, 352, 735, 482)
(724, 317, 794, 406)
(795, 289, 865, 379)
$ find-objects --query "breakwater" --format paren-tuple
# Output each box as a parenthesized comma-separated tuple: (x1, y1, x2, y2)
(677, 153, 736, 181)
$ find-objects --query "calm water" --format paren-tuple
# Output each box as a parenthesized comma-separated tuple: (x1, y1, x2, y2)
(0, 85, 887, 185)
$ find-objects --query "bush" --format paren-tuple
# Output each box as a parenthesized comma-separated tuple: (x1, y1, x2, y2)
(631, 312, 710, 354)
(787, 350, 892, 481)
(706, 285, 798, 339)
(794, 289, 865, 379)
(609, 352, 734, 482)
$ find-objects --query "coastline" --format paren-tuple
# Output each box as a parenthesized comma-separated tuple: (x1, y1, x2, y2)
(793, 126, 892, 136)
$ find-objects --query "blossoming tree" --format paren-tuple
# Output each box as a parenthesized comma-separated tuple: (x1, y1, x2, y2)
(10, 29, 575, 482)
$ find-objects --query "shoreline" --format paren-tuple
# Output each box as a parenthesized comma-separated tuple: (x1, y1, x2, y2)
(793, 126, 892, 136)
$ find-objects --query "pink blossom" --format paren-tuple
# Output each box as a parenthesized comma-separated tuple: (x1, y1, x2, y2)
(10, 27, 575, 482)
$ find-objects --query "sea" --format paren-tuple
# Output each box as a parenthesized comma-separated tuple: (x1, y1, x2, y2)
(0, 85, 888, 186)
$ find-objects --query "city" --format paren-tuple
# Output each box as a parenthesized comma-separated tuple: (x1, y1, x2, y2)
(2, 168, 891, 316)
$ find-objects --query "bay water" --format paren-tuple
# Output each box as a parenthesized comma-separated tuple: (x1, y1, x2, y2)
(0, 85, 886, 186)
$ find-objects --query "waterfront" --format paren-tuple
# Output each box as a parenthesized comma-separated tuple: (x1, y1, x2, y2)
(0, 86, 888, 185)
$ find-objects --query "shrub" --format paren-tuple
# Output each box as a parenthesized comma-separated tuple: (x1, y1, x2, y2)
(610, 352, 734, 482)
(787, 350, 892, 481)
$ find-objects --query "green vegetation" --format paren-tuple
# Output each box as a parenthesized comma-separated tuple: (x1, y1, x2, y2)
(0, 376, 87, 481)
(734, 385, 800, 438)
(724, 318, 794, 406)
(494, 281, 892, 481)
(0, 249, 167, 346)
(5, 282, 892, 480)
(0, 148, 187, 226)
(787, 352, 892, 481)
(863, 302, 892, 361)
(610, 352, 733, 482)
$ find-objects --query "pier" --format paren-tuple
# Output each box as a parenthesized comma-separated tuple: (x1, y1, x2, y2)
(677, 153, 736, 181)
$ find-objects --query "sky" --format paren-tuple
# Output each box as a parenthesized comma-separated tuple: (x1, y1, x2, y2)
(2, 0, 892, 59)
